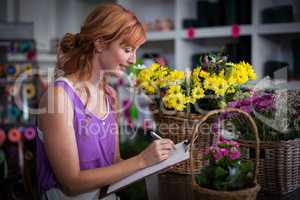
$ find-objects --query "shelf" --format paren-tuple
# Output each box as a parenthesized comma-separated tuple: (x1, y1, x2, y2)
(146, 23, 300, 40)
(147, 31, 176, 41)
(257, 22, 300, 35)
(0, 78, 36, 85)
(179, 25, 253, 39)
(0, 23, 34, 40)
(6, 53, 36, 62)
(36, 53, 56, 63)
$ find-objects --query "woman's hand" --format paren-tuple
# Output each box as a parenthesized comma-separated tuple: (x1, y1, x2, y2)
(137, 139, 175, 168)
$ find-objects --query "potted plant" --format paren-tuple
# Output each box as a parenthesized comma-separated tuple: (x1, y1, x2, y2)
(190, 108, 261, 200)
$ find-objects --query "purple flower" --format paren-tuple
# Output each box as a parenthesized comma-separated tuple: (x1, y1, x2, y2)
(212, 122, 220, 133)
(240, 105, 253, 113)
(255, 99, 273, 110)
(253, 94, 273, 105)
(201, 66, 208, 71)
(240, 98, 252, 106)
(214, 65, 221, 74)
(203, 55, 209, 65)
(228, 100, 239, 108)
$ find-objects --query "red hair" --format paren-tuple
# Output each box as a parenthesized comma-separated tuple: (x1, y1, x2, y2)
(55, 3, 146, 113)
(56, 3, 146, 80)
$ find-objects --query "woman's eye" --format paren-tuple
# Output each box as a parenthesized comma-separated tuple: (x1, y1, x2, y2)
(124, 47, 132, 53)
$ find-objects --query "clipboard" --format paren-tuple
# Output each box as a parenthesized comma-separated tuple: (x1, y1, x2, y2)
(99, 140, 190, 198)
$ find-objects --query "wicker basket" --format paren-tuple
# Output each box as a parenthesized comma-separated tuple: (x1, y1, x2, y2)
(190, 108, 261, 200)
(238, 139, 300, 194)
(150, 103, 218, 174)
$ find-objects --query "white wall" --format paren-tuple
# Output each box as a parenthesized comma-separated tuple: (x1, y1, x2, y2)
(19, 0, 57, 51)
(18, 0, 110, 52)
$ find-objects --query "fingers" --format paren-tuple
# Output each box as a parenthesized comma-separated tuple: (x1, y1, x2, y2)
(156, 150, 171, 161)
(153, 139, 175, 150)
(140, 139, 176, 167)
(152, 140, 175, 161)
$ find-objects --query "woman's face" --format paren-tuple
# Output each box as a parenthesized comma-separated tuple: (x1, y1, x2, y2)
(97, 38, 141, 77)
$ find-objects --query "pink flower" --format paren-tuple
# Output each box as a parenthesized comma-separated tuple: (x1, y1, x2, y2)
(228, 140, 240, 148)
(213, 150, 223, 161)
(218, 140, 229, 146)
(219, 134, 225, 142)
(229, 150, 241, 160)
(220, 148, 229, 156)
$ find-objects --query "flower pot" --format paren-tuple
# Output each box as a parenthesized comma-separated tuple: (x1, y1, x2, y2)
(193, 184, 261, 200)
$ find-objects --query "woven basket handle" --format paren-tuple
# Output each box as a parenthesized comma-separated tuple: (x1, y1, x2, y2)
(190, 107, 260, 187)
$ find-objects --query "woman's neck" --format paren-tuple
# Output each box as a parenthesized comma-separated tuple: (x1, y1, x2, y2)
(87, 54, 105, 89)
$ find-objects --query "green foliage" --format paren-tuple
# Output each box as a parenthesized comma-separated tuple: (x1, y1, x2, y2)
(195, 140, 254, 191)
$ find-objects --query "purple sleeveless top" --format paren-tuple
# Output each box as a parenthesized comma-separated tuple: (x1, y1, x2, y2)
(36, 79, 116, 192)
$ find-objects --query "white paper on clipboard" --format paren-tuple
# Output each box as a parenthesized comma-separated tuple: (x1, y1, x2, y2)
(105, 141, 190, 195)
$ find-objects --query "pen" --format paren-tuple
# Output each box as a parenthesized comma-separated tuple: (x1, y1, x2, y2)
(150, 130, 163, 140)
(150, 130, 176, 150)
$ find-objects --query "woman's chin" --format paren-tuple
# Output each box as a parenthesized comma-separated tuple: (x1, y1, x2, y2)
(109, 69, 126, 78)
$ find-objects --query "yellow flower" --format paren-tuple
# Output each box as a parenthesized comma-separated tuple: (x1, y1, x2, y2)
(167, 70, 185, 82)
(138, 63, 173, 91)
(204, 76, 218, 91)
(191, 67, 201, 82)
(141, 81, 156, 94)
(171, 93, 187, 111)
(149, 63, 160, 72)
(233, 61, 256, 84)
(167, 85, 181, 95)
(192, 86, 205, 99)
(157, 67, 169, 87)
(214, 77, 229, 96)
(162, 95, 173, 109)
(227, 87, 236, 94)
(163, 93, 187, 111)
(232, 63, 249, 84)
(199, 70, 209, 79)
(203, 75, 229, 96)
(186, 96, 196, 104)
(244, 62, 257, 80)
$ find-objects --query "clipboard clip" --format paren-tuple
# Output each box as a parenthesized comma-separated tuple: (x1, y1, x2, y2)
(183, 139, 191, 152)
(98, 185, 109, 199)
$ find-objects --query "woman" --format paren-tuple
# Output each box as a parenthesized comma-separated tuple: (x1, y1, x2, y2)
(36, 3, 175, 200)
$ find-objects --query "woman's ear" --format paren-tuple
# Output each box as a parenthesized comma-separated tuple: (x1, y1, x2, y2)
(94, 38, 106, 53)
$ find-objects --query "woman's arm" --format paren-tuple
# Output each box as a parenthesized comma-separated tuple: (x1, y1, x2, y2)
(38, 86, 174, 196)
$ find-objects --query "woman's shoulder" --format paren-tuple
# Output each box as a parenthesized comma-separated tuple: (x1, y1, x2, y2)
(39, 83, 72, 111)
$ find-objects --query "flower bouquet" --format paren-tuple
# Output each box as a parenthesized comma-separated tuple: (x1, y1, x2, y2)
(137, 52, 257, 113)
(222, 90, 300, 194)
(136, 51, 257, 174)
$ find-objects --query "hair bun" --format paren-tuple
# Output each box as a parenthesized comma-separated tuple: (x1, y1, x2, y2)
(60, 33, 77, 53)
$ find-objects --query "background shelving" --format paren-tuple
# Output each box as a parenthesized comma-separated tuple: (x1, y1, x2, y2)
(118, 0, 300, 81)
(0, 23, 40, 199)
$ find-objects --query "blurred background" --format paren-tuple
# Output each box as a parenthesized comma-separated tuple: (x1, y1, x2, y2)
(0, 0, 299, 199)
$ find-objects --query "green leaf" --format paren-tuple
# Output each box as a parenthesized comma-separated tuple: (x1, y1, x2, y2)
(240, 160, 253, 174)
(215, 166, 227, 180)
(196, 174, 209, 186)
